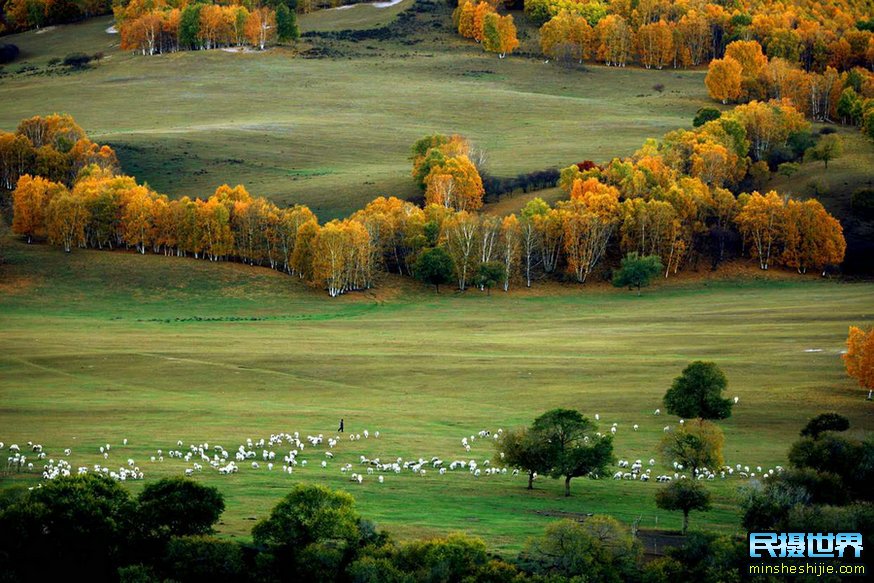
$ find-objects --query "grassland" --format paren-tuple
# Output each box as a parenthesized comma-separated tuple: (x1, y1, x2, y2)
(1, 0, 873, 558)
(0, 4, 710, 220)
(1, 239, 872, 553)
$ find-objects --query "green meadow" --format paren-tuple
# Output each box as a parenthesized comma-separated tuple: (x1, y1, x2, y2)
(1, 240, 871, 553)
(1, 0, 873, 556)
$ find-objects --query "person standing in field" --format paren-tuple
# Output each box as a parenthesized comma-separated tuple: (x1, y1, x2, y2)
(338, 418, 344, 432)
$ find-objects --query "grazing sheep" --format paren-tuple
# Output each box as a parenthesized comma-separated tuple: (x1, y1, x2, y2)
(654, 409, 660, 415)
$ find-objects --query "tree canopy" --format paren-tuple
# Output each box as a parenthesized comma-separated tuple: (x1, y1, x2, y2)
(663, 361, 733, 420)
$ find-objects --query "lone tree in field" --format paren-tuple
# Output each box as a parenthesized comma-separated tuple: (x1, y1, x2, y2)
(413, 247, 455, 292)
(612, 252, 662, 295)
(531, 409, 614, 496)
(477, 261, 505, 295)
(843, 326, 874, 395)
(663, 361, 733, 421)
(496, 427, 554, 490)
(805, 134, 843, 169)
(800, 412, 850, 438)
(660, 420, 725, 475)
(655, 480, 711, 535)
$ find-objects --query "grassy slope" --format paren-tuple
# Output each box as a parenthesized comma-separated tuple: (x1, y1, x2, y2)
(1, 239, 872, 553)
(0, 8, 708, 220)
(299, 0, 412, 33)
(766, 127, 874, 274)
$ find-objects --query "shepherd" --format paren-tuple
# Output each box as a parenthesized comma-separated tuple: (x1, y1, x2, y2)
(338, 418, 344, 433)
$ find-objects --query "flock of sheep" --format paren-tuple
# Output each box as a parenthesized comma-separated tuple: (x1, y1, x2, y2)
(4, 398, 786, 491)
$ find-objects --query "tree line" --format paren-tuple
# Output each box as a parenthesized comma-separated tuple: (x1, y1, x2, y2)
(524, 0, 874, 72)
(1, 0, 112, 33)
(705, 38, 874, 142)
(0, 113, 119, 191)
(5, 111, 846, 295)
(115, 0, 300, 55)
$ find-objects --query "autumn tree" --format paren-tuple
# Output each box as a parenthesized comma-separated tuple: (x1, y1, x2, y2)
(425, 156, 484, 212)
(499, 214, 520, 291)
(705, 57, 742, 104)
(540, 12, 592, 64)
(46, 190, 89, 252)
(519, 197, 548, 286)
(121, 185, 156, 254)
(618, 198, 680, 270)
(443, 210, 479, 290)
(596, 14, 632, 67)
(636, 20, 673, 70)
(246, 7, 276, 50)
(735, 190, 785, 269)
(482, 13, 519, 59)
(781, 198, 845, 274)
(725, 40, 768, 99)
(843, 326, 874, 394)
(664, 421, 724, 477)
(12, 174, 66, 243)
(560, 178, 621, 283)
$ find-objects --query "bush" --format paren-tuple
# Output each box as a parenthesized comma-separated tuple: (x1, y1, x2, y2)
(165, 536, 246, 583)
(851, 189, 874, 219)
(693, 108, 721, 127)
(0, 44, 20, 64)
(63, 52, 93, 69)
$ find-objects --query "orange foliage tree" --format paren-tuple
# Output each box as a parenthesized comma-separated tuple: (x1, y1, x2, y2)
(705, 57, 743, 104)
(843, 327, 874, 394)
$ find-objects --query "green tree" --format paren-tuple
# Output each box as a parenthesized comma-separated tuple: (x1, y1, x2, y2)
(275, 4, 299, 43)
(179, 3, 204, 50)
(496, 427, 554, 490)
(522, 517, 641, 581)
(805, 134, 843, 169)
(394, 533, 489, 581)
(252, 484, 360, 572)
(532, 408, 614, 496)
(660, 420, 725, 475)
(777, 161, 800, 179)
(693, 108, 721, 127)
(476, 261, 505, 295)
(655, 480, 712, 534)
(413, 246, 455, 291)
(800, 412, 850, 439)
(0, 474, 136, 581)
(836, 88, 863, 126)
(612, 252, 663, 295)
(663, 361, 733, 421)
(165, 536, 245, 583)
(137, 477, 225, 539)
